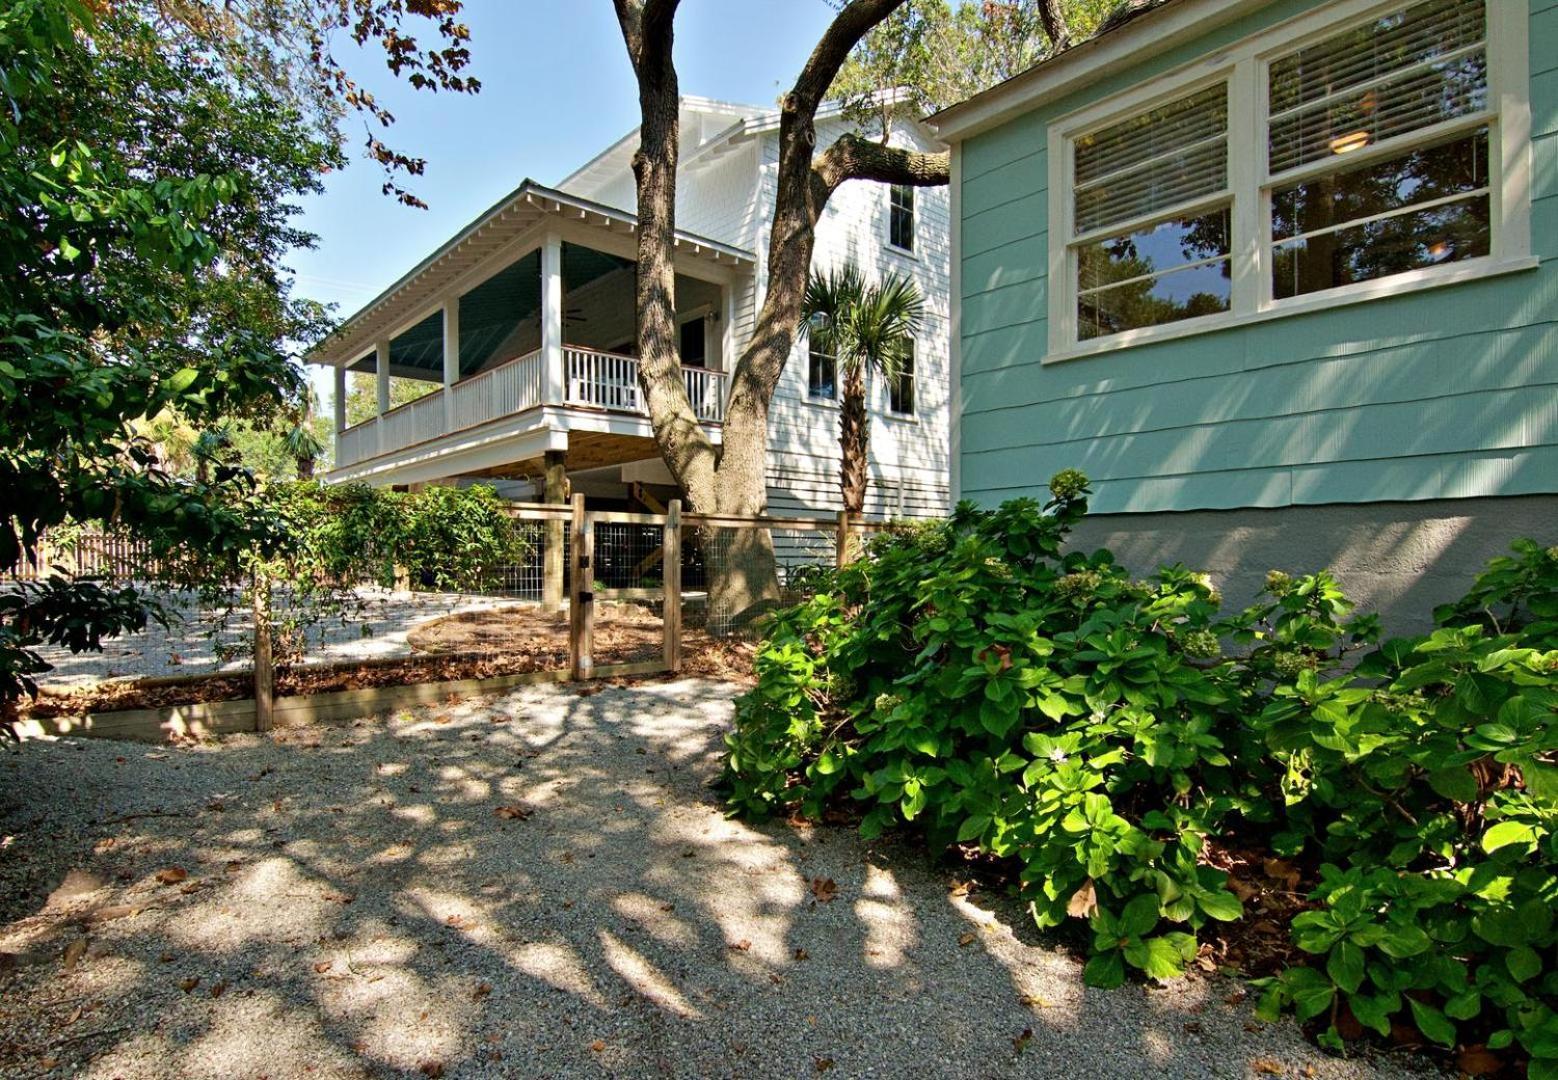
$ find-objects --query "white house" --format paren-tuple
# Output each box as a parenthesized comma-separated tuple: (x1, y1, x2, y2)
(310, 96, 951, 525)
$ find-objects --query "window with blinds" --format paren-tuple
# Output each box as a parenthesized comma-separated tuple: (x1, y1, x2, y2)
(1071, 84, 1233, 340)
(1266, 0, 1491, 299)
(1049, 0, 1519, 353)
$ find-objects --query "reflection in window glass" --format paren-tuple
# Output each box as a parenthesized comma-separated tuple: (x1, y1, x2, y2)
(1272, 129, 1488, 242)
(1273, 197, 1489, 300)
(889, 345, 915, 416)
(1271, 128, 1490, 299)
(889, 184, 915, 252)
(1076, 207, 1232, 339)
(808, 342, 837, 399)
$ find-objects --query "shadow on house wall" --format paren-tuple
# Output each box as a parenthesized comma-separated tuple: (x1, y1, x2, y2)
(1069, 495, 1558, 634)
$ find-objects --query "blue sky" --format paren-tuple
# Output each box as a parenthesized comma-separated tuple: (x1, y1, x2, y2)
(291, 0, 838, 341)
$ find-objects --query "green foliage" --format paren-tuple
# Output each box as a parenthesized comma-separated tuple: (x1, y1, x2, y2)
(260, 481, 529, 595)
(725, 473, 1558, 1070)
(0, 0, 334, 710)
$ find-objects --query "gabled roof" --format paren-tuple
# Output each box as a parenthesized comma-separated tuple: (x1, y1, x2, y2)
(560, 91, 933, 205)
(309, 179, 755, 368)
(559, 97, 765, 203)
(930, 0, 1269, 143)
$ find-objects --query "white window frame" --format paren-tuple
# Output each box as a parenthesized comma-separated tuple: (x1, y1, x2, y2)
(888, 183, 916, 254)
(806, 333, 839, 403)
(1044, 0, 1533, 363)
(886, 340, 917, 418)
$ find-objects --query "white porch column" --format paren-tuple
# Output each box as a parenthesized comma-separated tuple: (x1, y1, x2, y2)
(541, 232, 564, 405)
(442, 297, 460, 433)
(333, 365, 347, 433)
(375, 338, 390, 455)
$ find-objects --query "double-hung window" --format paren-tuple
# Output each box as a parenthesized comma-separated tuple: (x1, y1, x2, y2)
(888, 342, 916, 417)
(808, 336, 837, 400)
(888, 183, 915, 252)
(1050, 0, 1528, 355)
(1072, 83, 1233, 341)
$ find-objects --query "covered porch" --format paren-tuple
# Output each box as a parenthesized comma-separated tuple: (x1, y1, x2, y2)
(313, 181, 754, 489)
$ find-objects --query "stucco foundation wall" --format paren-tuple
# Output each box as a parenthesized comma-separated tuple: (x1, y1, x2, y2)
(1067, 496, 1558, 635)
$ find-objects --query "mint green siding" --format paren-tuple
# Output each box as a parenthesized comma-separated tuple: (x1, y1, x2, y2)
(957, 0, 1558, 514)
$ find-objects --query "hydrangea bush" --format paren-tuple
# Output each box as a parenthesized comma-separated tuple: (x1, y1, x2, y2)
(724, 474, 1558, 1073)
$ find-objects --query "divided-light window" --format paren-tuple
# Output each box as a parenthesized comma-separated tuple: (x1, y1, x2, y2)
(1057, 0, 1513, 351)
(1072, 83, 1232, 341)
(1267, 0, 1490, 299)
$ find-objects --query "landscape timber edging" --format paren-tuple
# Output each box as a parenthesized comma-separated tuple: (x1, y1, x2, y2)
(15, 667, 575, 744)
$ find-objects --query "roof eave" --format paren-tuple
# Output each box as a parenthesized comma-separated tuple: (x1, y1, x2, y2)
(307, 180, 754, 368)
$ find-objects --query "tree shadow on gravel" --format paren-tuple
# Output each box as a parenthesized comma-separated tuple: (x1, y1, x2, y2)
(0, 682, 1437, 1079)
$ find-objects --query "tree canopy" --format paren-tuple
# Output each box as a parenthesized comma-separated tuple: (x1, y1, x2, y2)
(829, 0, 1117, 124)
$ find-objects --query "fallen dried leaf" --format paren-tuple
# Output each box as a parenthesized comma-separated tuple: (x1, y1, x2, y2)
(61, 937, 87, 971)
(1456, 1046, 1502, 1076)
(957, 932, 977, 947)
(814, 1058, 834, 1073)
(793, 948, 809, 961)
(1013, 1027, 1034, 1053)
(810, 877, 838, 903)
(589, 1040, 605, 1053)
(493, 805, 531, 821)
(155, 867, 188, 885)
(1066, 879, 1098, 919)
(209, 979, 227, 998)
(729, 939, 752, 952)
(1252, 1059, 1283, 1075)
(179, 976, 200, 993)
(419, 1062, 444, 1078)
(313, 961, 332, 974)
(472, 982, 492, 1000)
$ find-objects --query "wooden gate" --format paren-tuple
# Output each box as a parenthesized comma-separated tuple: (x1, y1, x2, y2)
(567, 494, 682, 680)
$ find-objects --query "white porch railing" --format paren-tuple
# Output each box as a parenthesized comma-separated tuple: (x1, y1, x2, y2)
(453, 348, 544, 430)
(382, 387, 445, 450)
(334, 345, 726, 471)
(337, 417, 378, 468)
(565, 347, 728, 423)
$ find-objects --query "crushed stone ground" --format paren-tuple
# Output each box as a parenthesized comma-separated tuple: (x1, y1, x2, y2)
(0, 680, 1445, 1079)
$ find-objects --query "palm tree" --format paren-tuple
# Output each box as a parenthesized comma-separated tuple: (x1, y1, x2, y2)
(282, 408, 325, 481)
(803, 264, 924, 517)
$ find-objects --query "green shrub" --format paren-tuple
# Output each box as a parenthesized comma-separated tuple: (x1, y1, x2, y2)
(724, 475, 1558, 1072)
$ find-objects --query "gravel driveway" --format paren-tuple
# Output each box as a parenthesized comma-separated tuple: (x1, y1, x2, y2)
(0, 680, 1441, 1079)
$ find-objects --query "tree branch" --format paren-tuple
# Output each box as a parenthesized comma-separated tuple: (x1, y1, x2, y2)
(812, 132, 950, 201)
(1035, 0, 1072, 52)
(788, 0, 907, 115)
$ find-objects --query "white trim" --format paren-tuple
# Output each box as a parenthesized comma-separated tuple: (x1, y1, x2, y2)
(1041, 254, 1538, 366)
(949, 143, 963, 505)
(1042, 0, 1526, 359)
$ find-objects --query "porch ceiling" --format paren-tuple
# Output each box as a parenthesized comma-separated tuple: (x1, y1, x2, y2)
(312, 179, 754, 369)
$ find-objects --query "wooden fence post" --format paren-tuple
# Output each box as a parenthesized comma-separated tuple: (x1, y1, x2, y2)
(835, 510, 854, 568)
(252, 570, 274, 732)
(662, 500, 682, 674)
(568, 494, 594, 680)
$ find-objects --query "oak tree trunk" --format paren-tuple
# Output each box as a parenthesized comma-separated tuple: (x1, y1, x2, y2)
(613, 0, 950, 632)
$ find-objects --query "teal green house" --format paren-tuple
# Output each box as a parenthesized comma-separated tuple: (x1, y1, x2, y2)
(931, 0, 1557, 627)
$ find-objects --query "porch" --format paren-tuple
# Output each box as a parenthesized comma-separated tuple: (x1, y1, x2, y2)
(333, 345, 728, 474)
(313, 180, 754, 488)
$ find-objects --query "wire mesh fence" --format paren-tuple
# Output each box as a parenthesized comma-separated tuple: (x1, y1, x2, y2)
(16, 501, 887, 698)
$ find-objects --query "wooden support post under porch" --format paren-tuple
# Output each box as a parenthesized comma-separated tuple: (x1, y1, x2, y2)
(542, 449, 568, 614)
